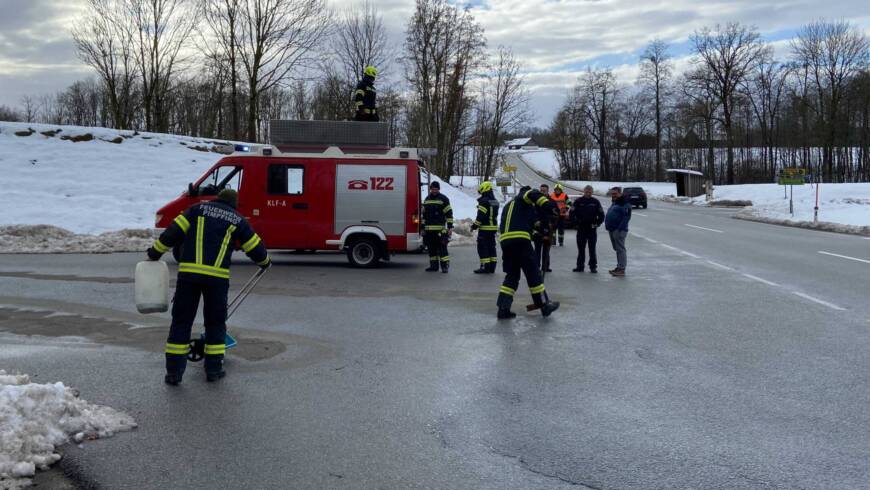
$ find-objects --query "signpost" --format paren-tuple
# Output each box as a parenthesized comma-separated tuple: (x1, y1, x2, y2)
(778, 168, 806, 216)
(499, 165, 517, 197)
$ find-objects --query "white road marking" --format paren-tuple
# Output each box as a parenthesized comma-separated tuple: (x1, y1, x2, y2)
(645, 238, 659, 244)
(818, 251, 870, 265)
(706, 260, 734, 271)
(634, 212, 648, 217)
(792, 292, 846, 311)
(680, 251, 701, 259)
(741, 273, 779, 287)
(684, 224, 724, 233)
(660, 244, 682, 253)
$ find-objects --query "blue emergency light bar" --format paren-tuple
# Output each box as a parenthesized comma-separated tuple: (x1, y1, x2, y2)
(234, 144, 251, 152)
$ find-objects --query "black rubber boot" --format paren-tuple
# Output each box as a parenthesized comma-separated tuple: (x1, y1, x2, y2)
(441, 262, 449, 273)
(206, 370, 226, 382)
(572, 267, 583, 272)
(164, 373, 182, 386)
(473, 266, 487, 274)
(590, 267, 597, 273)
(425, 261, 439, 272)
(541, 301, 560, 317)
(497, 308, 517, 319)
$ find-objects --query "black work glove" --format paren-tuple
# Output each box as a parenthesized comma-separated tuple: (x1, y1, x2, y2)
(146, 247, 161, 261)
(259, 258, 272, 270)
(471, 224, 479, 231)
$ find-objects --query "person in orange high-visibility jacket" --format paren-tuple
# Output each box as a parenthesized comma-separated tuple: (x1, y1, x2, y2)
(146, 189, 270, 386)
(549, 184, 571, 246)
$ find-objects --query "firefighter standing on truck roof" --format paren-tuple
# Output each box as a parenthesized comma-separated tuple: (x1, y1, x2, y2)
(353, 66, 379, 122)
(146, 189, 270, 386)
(472, 181, 499, 274)
(496, 186, 560, 319)
(549, 183, 571, 246)
(422, 181, 453, 273)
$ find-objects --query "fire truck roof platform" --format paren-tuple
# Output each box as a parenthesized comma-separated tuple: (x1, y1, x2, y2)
(223, 120, 429, 160)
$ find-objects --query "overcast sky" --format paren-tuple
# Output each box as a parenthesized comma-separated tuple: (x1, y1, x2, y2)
(0, 0, 868, 127)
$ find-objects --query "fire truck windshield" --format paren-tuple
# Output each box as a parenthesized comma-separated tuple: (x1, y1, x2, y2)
(196, 165, 243, 196)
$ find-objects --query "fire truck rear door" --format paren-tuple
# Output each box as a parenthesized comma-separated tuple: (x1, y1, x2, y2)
(335, 164, 406, 237)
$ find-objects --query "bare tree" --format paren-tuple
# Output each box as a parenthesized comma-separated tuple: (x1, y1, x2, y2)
(201, 0, 243, 139)
(71, 0, 137, 129)
(125, 0, 199, 132)
(575, 69, 620, 180)
(692, 22, 763, 184)
(681, 67, 721, 180)
(332, 1, 391, 84)
(237, 0, 332, 142)
(639, 39, 672, 181)
(791, 20, 870, 181)
(475, 46, 530, 179)
(404, 0, 486, 177)
(742, 46, 791, 179)
(20, 96, 38, 123)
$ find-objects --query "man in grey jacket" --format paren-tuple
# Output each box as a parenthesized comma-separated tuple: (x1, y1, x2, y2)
(604, 187, 632, 277)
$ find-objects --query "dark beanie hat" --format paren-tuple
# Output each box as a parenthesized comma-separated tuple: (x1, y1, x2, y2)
(430, 181, 440, 189)
(217, 188, 239, 208)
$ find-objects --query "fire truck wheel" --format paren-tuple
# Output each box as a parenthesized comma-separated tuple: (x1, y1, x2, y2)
(347, 237, 380, 268)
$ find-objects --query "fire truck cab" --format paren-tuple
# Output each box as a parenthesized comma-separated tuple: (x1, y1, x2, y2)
(154, 121, 425, 268)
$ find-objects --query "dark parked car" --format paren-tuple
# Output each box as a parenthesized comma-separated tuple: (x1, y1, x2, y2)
(623, 187, 647, 209)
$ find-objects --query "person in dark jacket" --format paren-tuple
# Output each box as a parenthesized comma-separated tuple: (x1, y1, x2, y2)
(533, 184, 554, 272)
(569, 185, 605, 273)
(472, 181, 499, 274)
(604, 187, 632, 277)
(496, 186, 560, 319)
(353, 66, 379, 122)
(422, 181, 453, 272)
(146, 189, 270, 385)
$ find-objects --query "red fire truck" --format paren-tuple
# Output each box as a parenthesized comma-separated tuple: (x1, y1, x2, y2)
(154, 121, 425, 267)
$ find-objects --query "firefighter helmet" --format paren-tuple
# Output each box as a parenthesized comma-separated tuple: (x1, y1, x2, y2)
(478, 181, 493, 193)
(364, 66, 378, 78)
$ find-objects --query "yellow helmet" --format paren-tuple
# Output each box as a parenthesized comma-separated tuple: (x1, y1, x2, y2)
(478, 181, 493, 193)
(364, 66, 378, 78)
(554, 183, 563, 191)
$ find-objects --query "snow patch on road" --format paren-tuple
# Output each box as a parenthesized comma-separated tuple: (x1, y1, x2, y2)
(0, 370, 136, 488)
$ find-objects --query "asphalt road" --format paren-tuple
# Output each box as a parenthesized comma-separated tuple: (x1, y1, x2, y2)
(2, 202, 870, 489)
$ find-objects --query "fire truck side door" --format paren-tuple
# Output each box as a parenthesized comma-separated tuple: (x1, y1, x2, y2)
(256, 163, 311, 249)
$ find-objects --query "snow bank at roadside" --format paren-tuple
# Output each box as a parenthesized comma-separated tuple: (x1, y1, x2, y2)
(0, 370, 136, 488)
(427, 175, 478, 221)
(692, 183, 870, 228)
(0, 225, 152, 254)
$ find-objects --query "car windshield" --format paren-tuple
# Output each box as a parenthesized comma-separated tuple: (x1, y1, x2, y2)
(624, 187, 643, 193)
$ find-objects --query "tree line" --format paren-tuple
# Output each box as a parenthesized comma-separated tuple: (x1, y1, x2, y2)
(1, 0, 528, 181)
(2, 2, 868, 185)
(544, 21, 870, 184)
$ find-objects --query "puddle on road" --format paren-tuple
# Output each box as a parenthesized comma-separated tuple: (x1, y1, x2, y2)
(0, 270, 134, 284)
(0, 306, 329, 365)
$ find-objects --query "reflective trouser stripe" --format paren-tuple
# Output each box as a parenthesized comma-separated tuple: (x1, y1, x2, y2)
(440, 256, 450, 262)
(165, 343, 190, 355)
(424, 225, 445, 231)
(499, 286, 515, 296)
(204, 344, 226, 355)
(479, 226, 498, 231)
(530, 284, 546, 294)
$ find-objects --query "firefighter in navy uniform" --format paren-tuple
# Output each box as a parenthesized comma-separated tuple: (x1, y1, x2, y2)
(496, 186, 560, 319)
(421, 181, 453, 272)
(353, 66, 379, 122)
(146, 189, 270, 385)
(471, 181, 499, 274)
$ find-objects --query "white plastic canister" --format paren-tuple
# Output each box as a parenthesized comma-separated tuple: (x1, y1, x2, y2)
(135, 261, 170, 313)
